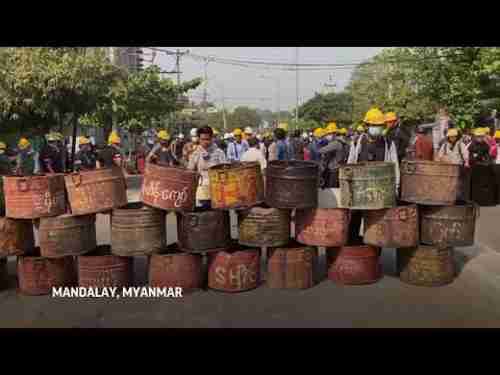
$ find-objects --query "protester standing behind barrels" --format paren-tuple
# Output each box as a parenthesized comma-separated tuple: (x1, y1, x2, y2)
(74, 137, 97, 171)
(187, 126, 227, 209)
(241, 137, 267, 171)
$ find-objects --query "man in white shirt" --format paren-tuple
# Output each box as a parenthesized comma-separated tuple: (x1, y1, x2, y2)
(241, 137, 267, 171)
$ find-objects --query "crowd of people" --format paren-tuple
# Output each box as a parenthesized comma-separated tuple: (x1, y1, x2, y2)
(1, 107, 500, 214)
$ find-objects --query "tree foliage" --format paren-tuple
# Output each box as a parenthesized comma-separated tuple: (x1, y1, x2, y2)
(298, 91, 354, 125)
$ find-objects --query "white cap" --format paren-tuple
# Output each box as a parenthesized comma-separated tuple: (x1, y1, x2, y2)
(178, 134, 185, 139)
(244, 127, 253, 134)
(302, 132, 308, 139)
(190, 128, 198, 137)
(256, 134, 263, 140)
(224, 133, 232, 140)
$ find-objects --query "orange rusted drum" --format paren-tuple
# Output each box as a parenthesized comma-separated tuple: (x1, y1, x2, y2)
(267, 244, 319, 289)
(295, 208, 351, 247)
(149, 244, 203, 292)
(326, 245, 382, 285)
(3, 174, 66, 219)
(77, 245, 133, 289)
(17, 248, 77, 295)
(0, 217, 35, 257)
(142, 163, 199, 211)
(208, 162, 264, 210)
(363, 204, 419, 248)
(207, 246, 260, 292)
(65, 167, 128, 216)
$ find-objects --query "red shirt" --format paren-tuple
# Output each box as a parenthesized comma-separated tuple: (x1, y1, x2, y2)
(415, 134, 434, 161)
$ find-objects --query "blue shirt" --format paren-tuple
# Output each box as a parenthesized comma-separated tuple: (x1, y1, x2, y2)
(227, 140, 249, 162)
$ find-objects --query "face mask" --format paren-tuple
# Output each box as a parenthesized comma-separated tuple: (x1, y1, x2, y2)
(325, 135, 333, 142)
(368, 127, 383, 137)
(192, 136, 199, 143)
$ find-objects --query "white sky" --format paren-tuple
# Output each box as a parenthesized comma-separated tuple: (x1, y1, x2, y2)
(147, 47, 385, 112)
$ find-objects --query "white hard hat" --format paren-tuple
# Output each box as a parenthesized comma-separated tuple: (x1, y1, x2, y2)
(244, 127, 253, 134)
(302, 132, 308, 139)
(178, 134, 185, 139)
(224, 133, 232, 140)
(190, 128, 198, 137)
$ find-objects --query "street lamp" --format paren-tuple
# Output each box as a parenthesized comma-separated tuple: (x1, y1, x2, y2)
(258, 74, 281, 125)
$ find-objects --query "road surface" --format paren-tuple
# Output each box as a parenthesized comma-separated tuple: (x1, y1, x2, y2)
(1, 181, 500, 328)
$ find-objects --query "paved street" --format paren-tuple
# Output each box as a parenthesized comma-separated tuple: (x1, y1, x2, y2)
(1, 181, 500, 328)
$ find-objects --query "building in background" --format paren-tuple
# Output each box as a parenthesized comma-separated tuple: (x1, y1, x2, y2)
(108, 47, 144, 72)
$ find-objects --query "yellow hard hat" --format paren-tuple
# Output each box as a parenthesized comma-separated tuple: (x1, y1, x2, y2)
(313, 128, 325, 138)
(18, 138, 31, 150)
(278, 123, 288, 131)
(384, 112, 398, 123)
(339, 128, 347, 135)
(0, 142, 6, 150)
(157, 130, 170, 141)
(54, 132, 64, 141)
(356, 125, 366, 132)
(325, 122, 338, 135)
(473, 128, 488, 137)
(79, 136, 91, 145)
(233, 128, 243, 136)
(495, 130, 500, 139)
(212, 128, 220, 135)
(108, 131, 121, 145)
(363, 108, 386, 125)
(447, 128, 459, 137)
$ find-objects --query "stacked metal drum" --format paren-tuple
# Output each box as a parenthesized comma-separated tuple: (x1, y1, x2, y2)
(399, 160, 479, 286)
(0, 167, 130, 295)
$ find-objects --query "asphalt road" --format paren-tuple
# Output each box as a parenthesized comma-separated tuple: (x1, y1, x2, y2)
(1, 183, 500, 328)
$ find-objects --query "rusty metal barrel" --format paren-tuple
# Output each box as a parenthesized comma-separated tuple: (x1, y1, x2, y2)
(65, 167, 128, 216)
(0, 217, 35, 257)
(142, 163, 199, 211)
(267, 244, 319, 289)
(149, 244, 203, 292)
(38, 214, 97, 258)
(400, 160, 462, 205)
(3, 174, 66, 219)
(339, 162, 396, 210)
(295, 208, 351, 247)
(17, 248, 77, 295)
(111, 203, 166, 256)
(238, 206, 291, 247)
(420, 203, 478, 247)
(77, 245, 133, 288)
(208, 162, 264, 210)
(469, 164, 498, 207)
(363, 204, 419, 248)
(265, 161, 319, 209)
(207, 246, 260, 292)
(177, 210, 231, 252)
(397, 245, 456, 287)
(0, 258, 7, 289)
(326, 245, 382, 285)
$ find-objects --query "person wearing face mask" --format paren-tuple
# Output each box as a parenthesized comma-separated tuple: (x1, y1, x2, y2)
(308, 127, 326, 162)
(182, 128, 200, 167)
(468, 127, 494, 166)
(187, 126, 227, 209)
(384, 112, 411, 163)
(147, 130, 178, 167)
(347, 108, 400, 243)
(74, 137, 97, 171)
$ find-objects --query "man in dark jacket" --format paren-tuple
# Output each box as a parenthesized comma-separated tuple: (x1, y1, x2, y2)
(384, 112, 412, 163)
(318, 128, 349, 188)
(288, 129, 305, 161)
(39, 132, 65, 174)
(97, 131, 124, 169)
(74, 137, 97, 171)
(146, 130, 179, 167)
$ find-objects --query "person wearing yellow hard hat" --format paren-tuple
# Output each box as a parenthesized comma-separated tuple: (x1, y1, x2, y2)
(436, 127, 469, 166)
(97, 131, 124, 169)
(306, 127, 326, 162)
(467, 127, 494, 166)
(15, 137, 39, 176)
(74, 136, 97, 171)
(227, 128, 249, 162)
(318, 123, 350, 191)
(384, 111, 411, 163)
(347, 108, 400, 244)
(146, 130, 178, 167)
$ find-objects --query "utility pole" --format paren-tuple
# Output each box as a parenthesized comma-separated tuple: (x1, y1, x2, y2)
(221, 84, 227, 131)
(295, 47, 299, 124)
(203, 58, 210, 113)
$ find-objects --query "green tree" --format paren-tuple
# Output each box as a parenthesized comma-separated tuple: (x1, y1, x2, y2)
(298, 91, 354, 125)
(227, 106, 262, 131)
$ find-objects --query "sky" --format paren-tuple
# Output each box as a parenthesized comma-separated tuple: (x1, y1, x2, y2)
(147, 47, 385, 112)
